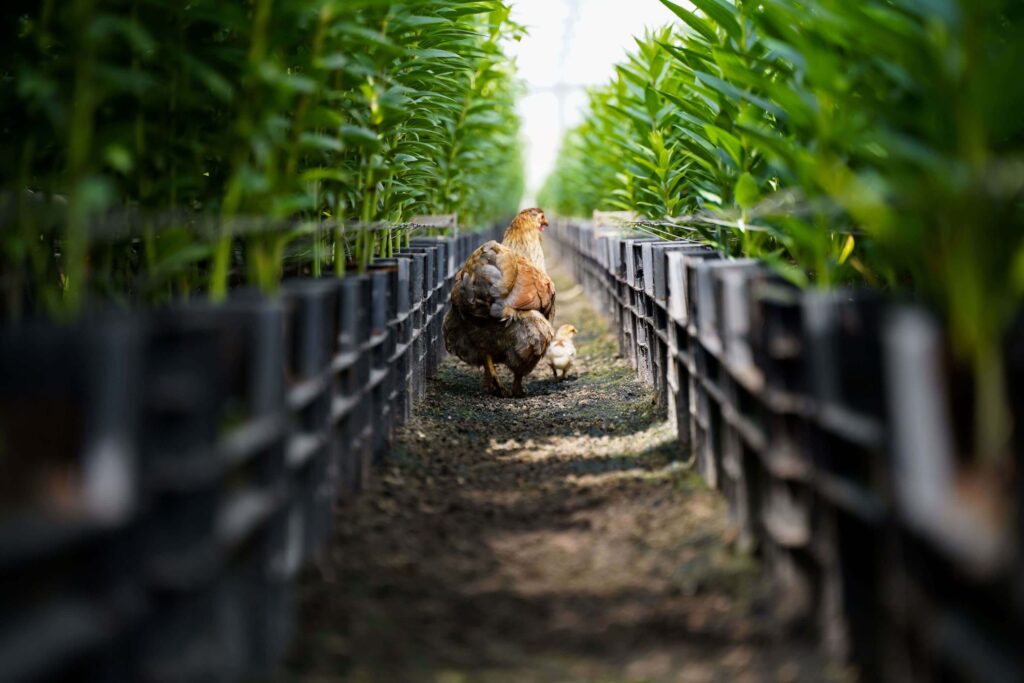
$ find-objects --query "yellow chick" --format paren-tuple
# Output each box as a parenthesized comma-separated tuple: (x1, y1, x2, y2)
(546, 324, 578, 380)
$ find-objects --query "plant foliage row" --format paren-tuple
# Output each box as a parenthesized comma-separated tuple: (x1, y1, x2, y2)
(0, 0, 525, 314)
(539, 0, 1024, 463)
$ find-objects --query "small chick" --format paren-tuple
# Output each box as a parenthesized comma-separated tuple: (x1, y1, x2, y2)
(546, 324, 578, 380)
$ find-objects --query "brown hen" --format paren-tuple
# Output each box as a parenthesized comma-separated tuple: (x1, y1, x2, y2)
(443, 208, 555, 396)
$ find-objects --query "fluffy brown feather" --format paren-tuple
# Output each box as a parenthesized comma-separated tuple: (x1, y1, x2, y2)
(443, 208, 556, 396)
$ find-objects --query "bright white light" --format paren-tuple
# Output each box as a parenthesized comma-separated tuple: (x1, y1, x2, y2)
(506, 0, 685, 205)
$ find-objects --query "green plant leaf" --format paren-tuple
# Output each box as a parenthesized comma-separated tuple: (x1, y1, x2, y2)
(734, 172, 759, 210)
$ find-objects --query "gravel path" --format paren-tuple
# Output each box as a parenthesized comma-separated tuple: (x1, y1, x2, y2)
(284, 258, 839, 683)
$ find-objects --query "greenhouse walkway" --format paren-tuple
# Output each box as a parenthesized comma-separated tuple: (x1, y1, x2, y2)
(284, 260, 838, 683)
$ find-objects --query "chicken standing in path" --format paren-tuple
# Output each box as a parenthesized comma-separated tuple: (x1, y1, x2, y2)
(546, 324, 578, 380)
(443, 209, 555, 397)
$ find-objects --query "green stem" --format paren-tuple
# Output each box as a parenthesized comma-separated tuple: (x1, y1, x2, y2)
(63, 0, 99, 318)
(285, 4, 331, 178)
(334, 221, 346, 277)
(312, 184, 323, 277)
(210, 0, 274, 301)
(973, 342, 1011, 465)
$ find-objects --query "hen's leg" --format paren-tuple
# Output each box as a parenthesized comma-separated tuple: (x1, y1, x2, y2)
(483, 367, 498, 392)
(550, 363, 558, 379)
(484, 354, 509, 396)
(511, 374, 525, 397)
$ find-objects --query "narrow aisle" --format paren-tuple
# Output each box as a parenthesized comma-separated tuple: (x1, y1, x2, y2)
(286, 260, 836, 683)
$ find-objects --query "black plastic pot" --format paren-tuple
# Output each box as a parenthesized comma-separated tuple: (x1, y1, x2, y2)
(455, 234, 470, 264)
(0, 317, 144, 527)
(407, 244, 438, 294)
(807, 422, 887, 528)
(1009, 316, 1024, 625)
(651, 308, 671, 415)
(605, 235, 622, 282)
(208, 295, 291, 677)
(880, 524, 1022, 683)
(551, 220, 1024, 683)
(680, 252, 722, 339)
(365, 270, 393, 463)
(137, 584, 231, 682)
(749, 275, 806, 404)
(814, 495, 888, 680)
(627, 239, 646, 291)
(633, 300, 655, 388)
(621, 289, 639, 369)
(595, 234, 618, 316)
(614, 238, 653, 373)
(694, 259, 751, 358)
(668, 342, 692, 455)
(398, 246, 436, 396)
(721, 422, 757, 551)
(281, 279, 339, 564)
(368, 261, 403, 355)
(686, 367, 714, 487)
(648, 242, 703, 304)
(410, 236, 454, 284)
(405, 252, 428, 403)
(640, 241, 656, 299)
(136, 311, 225, 611)
(804, 291, 886, 421)
(883, 306, 1014, 577)
(217, 478, 290, 679)
(710, 260, 764, 379)
(140, 294, 290, 681)
(592, 230, 607, 272)
(666, 251, 688, 327)
(370, 257, 413, 429)
(390, 256, 414, 425)
(802, 289, 889, 567)
(403, 244, 445, 378)
(758, 474, 821, 634)
(162, 301, 294, 664)
(618, 238, 634, 285)
(689, 261, 732, 452)
(402, 245, 437, 296)
(728, 376, 768, 454)
(0, 317, 146, 683)
(140, 313, 224, 496)
(614, 279, 629, 358)
(665, 247, 720, 344)
(331, 275, 371, 496)
(283, 280, 339, 385)
(197, 296, 290, 505)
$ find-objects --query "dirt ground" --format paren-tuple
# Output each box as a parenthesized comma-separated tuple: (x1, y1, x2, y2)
(283, 257, 842, 683)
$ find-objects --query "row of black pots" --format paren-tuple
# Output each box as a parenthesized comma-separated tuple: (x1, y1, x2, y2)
(548, 220, 1024, 683)
(0, 297, 293, 682)
(0, 229, 491, 682)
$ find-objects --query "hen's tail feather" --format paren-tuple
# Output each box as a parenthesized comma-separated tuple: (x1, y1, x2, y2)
(452, 241, 554, 324)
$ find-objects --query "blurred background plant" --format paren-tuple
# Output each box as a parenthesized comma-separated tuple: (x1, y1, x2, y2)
(0, 0, 525, 315)
(540, 0, 1024, 464)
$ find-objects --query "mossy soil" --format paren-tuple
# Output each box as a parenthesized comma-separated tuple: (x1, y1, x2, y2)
(283, 258, 842, 683)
